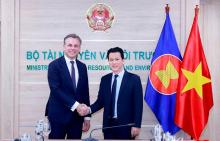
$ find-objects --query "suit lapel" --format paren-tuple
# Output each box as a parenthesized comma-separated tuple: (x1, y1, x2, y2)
(118, 71, 128, 101)
(60, 56, 75, 90)
(107, 73, 113, 104)
(76, 59, 82, 91)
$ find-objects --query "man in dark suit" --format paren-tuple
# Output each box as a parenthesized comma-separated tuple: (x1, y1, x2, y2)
(45, 34, 90, 139)
(82, 47, 143, 139)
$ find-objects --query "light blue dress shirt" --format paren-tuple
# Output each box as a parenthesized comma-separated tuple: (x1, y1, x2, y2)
(111, 69, 125, 118)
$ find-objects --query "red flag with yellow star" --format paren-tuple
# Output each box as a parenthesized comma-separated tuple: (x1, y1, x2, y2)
(175, 6, 213, 140)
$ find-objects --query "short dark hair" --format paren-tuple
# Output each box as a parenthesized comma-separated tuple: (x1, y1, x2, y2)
(107, 47, 124, 60)
(63, 33, 82, 45)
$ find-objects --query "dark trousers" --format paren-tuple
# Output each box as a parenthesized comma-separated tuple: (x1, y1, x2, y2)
(103, 118, 134, 140)
(49, 114, 83, 139)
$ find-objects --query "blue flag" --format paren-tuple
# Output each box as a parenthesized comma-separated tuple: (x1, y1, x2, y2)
(145, 12, 182, 134)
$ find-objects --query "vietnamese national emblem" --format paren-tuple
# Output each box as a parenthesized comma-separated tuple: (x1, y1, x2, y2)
(86, 3, 114, 31)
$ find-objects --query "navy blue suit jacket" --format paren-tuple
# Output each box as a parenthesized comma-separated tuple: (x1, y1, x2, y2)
(45, 56, 90, 124)
(91, 71, 143, 129)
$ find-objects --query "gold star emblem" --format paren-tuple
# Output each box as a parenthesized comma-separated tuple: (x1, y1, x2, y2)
(155, 60, 179, 88)
(181, 62, 211, 98)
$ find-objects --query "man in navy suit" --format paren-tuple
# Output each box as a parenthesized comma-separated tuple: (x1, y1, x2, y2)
(45, 34, 90, 139)
(82, 47, 143, 139)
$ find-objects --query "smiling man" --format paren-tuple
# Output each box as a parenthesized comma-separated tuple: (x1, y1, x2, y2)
(45, 34, 90, 139)
(89, 47, 143, 139)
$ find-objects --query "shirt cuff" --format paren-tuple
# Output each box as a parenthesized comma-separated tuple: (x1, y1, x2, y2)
(89, 107, 92, 114)
(84, 117, 91, 120)
(71, 101, 79, 112)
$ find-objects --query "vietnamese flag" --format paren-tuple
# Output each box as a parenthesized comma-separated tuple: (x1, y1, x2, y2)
(175, 6, 213, 140)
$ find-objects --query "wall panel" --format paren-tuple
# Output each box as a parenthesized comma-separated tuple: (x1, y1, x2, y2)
(4, 0, 220, 140)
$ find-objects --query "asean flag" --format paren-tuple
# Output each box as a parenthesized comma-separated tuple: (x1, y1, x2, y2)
(175, 6, 214, 140)
(145, 6, 181, 135)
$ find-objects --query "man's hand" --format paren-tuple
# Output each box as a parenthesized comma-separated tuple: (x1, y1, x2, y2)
(76, 104, 89, 116)
(131, 127, 141, 138)
(82, 120, 90, 132)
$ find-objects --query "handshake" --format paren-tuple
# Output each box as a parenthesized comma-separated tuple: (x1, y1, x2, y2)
(76, 104, 90, 116)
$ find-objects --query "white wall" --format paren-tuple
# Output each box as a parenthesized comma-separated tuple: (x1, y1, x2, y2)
(1, 0, 219, 140)
(200, 0, 220, 140)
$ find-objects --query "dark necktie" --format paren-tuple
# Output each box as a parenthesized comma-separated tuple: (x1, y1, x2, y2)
(111, 74, 118, 118)
(70, 61, 76, 92)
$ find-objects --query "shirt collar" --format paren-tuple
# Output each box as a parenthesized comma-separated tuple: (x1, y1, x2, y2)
(64, 54, 76, 63)
(112, 69, 125, 78)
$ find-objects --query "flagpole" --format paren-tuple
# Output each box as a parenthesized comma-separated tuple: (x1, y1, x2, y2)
(195, 5, 199, 15)
(190, 5, 199, 141)
(165, 4, 169, 13)
(145, 2, 182, 135)
(190, 5, 198, 141)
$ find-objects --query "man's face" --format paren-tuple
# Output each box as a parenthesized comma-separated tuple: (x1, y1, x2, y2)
(64, 37, 81, 59)
(108, 52, 124, 74)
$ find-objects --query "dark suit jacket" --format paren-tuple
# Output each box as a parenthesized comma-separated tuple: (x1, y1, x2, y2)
(45, 56, 90, 124)
(91, 71, 143, 129)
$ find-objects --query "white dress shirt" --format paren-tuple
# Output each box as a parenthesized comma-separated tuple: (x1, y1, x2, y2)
(64, 55, 80, 110)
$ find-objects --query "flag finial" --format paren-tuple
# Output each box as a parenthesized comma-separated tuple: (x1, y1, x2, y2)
(165, 4, 170, 13)
(195, 5, 199, 15)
